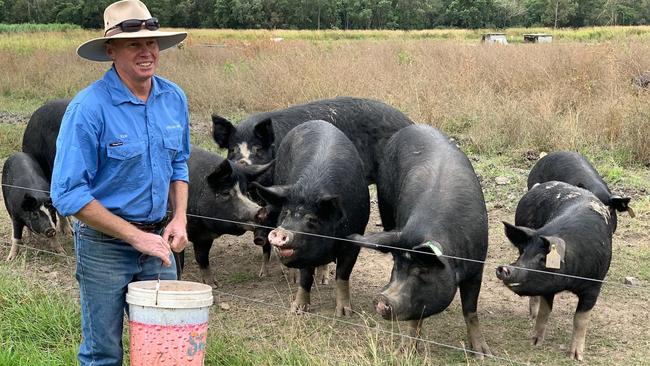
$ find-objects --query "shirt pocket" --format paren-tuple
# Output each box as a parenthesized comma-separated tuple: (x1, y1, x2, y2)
(105, 141, 146, 186)
(107, 141, 145, 160)
(163, 133, 182, 162)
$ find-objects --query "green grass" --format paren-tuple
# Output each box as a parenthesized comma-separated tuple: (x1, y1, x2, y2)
(0, 23, 81, 33)
(0, 123, 25, 159)
(0, 267, 80, 365)
(228, 271, 257, 284)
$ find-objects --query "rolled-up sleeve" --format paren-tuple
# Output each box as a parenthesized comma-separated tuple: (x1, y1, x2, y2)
(170, 93, 190, 183)
(50, 103, 99, 216)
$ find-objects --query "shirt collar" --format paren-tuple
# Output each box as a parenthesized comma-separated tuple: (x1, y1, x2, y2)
(104, 65, 170, 105)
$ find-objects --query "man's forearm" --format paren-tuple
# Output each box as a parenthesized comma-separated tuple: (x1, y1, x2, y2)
(74, 199, 142, 243)
(168, 181, 188, 223)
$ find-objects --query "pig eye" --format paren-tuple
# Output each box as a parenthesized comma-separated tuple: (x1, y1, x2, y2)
(214, 190, 230, 198)
(306, 217, 319, 230)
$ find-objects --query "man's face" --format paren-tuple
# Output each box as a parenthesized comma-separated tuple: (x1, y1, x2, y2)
(106, 38, 159, 84)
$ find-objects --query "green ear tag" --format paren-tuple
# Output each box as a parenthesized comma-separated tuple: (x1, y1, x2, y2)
(423, 241, 443, 256)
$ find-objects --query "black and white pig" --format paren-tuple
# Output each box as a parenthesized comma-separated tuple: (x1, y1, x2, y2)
(528, 151, 632, 233)
(348, 125, 491, 356)
(496, 181, 612, 361)
(182, 146, 270, 284)
(212, 96, 413, 184)
(253, 120, 370, 317)
(2, 152, 63, 261)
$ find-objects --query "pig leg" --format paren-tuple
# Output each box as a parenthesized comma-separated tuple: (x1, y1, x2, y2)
(568, 294, 597, 361)
(259, 243, 271, 277)
(291, 267, 315, 314)
(377, 190, 396, 231)
(315, 263, 330, 285)
(281, 266, 299, 283)
(398, 318, 424, 353)
(56, 213, 72, 236)
(529, 296, 541, 319)
(174, 250, 185, 280)
(532, 294, 554, 346)
(459, 277, 491, 358)
(49, 236, 66, 255)
(334, 247, 360, 317)
(192, 237, 218, 287)
(7, 221, 25, 261)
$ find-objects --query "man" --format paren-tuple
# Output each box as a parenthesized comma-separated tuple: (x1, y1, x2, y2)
(50, 1, 190, 364)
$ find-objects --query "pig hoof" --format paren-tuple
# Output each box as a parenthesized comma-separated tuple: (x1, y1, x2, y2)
(335, 305, 353, 317)
(396, 341, 421, 354)
(290, 301, 310, 314)
(532, 335, 545, 346)
(569, 349, 584, 361)
(6, 240, 20, 261)
(258, 266, 268, 278)
(471, 342, 491, 358)
(52, 243, 66, 254)
(199, 269, 218, 288)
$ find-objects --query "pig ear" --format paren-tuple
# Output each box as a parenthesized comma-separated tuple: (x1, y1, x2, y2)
(252, 182, 289, 207)
(502, 221, 537, 251)
(317, 195, 344, 223)
(347, 231, 402, 252)
(211, 114, 235, 148)
(412, 242, 446, 268)
(610, 195, 631, 213)
(237, 160, 275, 180)
(206, 159, 233, 193)
(252, 118, 275, 148)
(540, 236, 567, 259)
(21, 193, 39, 211)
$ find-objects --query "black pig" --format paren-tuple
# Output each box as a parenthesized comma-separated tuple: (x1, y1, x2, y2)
(212, 97, 413, 184)
(528, 151, 632, 232)
(349, 125, 491, 356)
(254, 120, 369, 316)
(183, 146, 270, 284)
(496, 181, 612, 361)
(22, 99, 70, 180)
(2, 152, 63, 260)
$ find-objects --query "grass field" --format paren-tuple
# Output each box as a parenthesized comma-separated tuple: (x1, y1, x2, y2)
(0, 26, 649, 365)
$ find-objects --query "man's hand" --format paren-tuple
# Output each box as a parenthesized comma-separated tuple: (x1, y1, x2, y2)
(129, 231, 173, 266)
(163, 216, 188, 253)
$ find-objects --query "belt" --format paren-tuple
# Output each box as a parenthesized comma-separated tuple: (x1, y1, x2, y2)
(129, 220, 166, 233)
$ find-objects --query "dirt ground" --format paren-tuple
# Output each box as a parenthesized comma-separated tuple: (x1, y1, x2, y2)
(1, 154, 649, 365)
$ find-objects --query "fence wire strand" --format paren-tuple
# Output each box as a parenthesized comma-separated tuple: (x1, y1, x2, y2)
(0, 240, 528, 365)
(1, 181, 648, 293)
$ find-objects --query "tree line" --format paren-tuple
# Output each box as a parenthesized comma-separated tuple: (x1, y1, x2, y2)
(1, 0, 649, 30)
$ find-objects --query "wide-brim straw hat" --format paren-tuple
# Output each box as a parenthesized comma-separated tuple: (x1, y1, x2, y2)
(77, 0, 187, 62)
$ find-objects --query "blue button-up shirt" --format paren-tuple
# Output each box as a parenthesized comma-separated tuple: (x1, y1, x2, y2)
(51, 66, 190, 223)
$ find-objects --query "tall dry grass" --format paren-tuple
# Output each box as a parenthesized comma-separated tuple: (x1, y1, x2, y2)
(1, 31, 649, 164)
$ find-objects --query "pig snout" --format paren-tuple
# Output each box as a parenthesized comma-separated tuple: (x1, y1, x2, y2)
(45, 228, 56, 238)
(495, 265, 512, 280)
(253, 229, 268, 246)
(268, 228, 293, 247)
(373, 295, 393, 319)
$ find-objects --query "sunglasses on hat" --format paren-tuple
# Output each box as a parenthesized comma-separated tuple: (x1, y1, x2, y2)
(104, 17, 160, 37)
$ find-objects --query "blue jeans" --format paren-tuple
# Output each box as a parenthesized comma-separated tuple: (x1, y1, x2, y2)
(73, 220, 177, 366)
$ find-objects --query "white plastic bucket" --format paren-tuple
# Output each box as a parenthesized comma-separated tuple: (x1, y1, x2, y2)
(126, 280, 213, 366)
